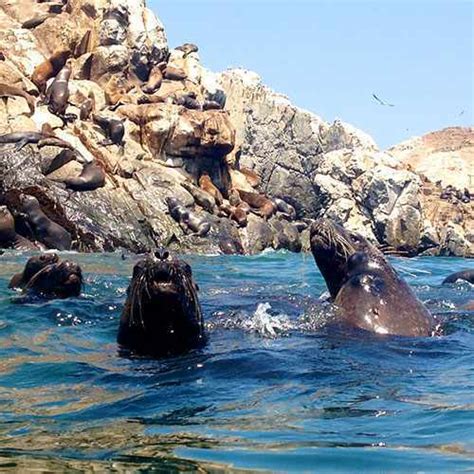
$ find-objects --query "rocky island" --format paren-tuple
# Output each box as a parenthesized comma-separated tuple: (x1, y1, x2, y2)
(0, 0, 472, 256)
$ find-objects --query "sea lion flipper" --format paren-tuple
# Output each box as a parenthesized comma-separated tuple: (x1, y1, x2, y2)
(14, 139, 29, 152)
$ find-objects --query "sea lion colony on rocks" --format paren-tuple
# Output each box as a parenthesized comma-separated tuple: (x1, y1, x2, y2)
(0, 0, 471, 257)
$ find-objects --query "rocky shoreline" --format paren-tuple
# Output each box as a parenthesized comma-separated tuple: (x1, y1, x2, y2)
(0, 0, 472, 257)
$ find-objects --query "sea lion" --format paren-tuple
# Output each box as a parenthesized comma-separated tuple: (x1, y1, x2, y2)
(237, 189, 276, 220)
(0, 131, 77, 153)
(181, 181, 216, 213)
(22, 14, 54, 29)
(63, 161, 106, 191)
(174, 92, 201, 110)
(74, 30, 92, 57)
(273, 197, 296, 220)
(9, 253, 59, 289)
(19, 194, 72, 250)
(310, 218, 435, 337)
(442, 270, 474, 285)
(79, 91, 95, 120)
(164, 66, 187, 81)
(202, 100, 223, 111)
(142, 62, 166, 94)
(0, 206, 38, 251)
(239, 167, 261, 188)
(47, 61, 72, 118)
(175, 43, 199, 57)
(92, 114, 125, 146)
(219, 234, 244, 255)
(230, 205, 248, 228)
(199, 173, 223, 205)
(117, 250, 205, 357)
(23, 259, 83, 299)
(0, 83, 36, 116)
(167, 197, 211, 237)
(32, 50, 71, 94)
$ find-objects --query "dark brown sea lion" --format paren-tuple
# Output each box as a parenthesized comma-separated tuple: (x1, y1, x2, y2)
(230, 206, 248, 228)
(199, 173, 223, 205)
(23, 259, 83, 299)
(174, 92, 201, 110)
(19, 194, 72, 250)
(237, 189, 276, 220)
(32, 50, 71, 94)
(117, 250, 205, 357)
(0, 206, 38, 251)
(442, 270, 474, 285)
(142, 62, 166, 94)
(167, 197, 211, 237)
(92, 114, 125, 146)
(202, 100, 223, 111)
(310, 218, 435, 337)
(0, 131, 77, 153)
(22, 14, 54, 29)
(74, 30, 92, 57)
(9, 253, 59, 289)
(273, 198, 296, 220)
(63, 161, 106, 191)
(0, 83, 36, 116)
(164, 66, 187, 81)
(47, 60, 72, 118)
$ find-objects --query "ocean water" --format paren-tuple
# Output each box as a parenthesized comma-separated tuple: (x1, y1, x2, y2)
(0, 251, 473, 472)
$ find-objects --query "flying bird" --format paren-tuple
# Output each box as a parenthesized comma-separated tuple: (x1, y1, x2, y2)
(372, 93, 394, 107)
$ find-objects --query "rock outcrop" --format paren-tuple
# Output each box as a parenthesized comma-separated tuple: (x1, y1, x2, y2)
(0, 0, 471, 256)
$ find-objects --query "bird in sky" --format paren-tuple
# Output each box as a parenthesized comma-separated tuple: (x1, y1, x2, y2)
(372, 93, 394, 107)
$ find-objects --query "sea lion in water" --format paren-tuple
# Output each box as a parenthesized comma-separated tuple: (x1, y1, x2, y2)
(442, 270, 474, 285)
(23, 259, 83, 299)
(0, 83, 36, 116)
(0, 206, 38, 251)
(47, 61, 72, 119)
(199, 173, 223, 205)
(310, 218, 435, 337)
(63, 162, 106, 191)
(237, 189, 276, 220)
(167, 197, 211, 237)
(32, 50, 71, 94)
(117, 250, 205, 357)
(92, 114, 125, 146)
(9, 253, 59, 289)
(19, 194, 72, 250)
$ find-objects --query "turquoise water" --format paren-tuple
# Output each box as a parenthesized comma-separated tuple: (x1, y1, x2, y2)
(0, 251, 473, 472)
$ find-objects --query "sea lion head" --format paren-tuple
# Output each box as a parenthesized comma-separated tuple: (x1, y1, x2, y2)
(21, 253, 59, 284)
(310, 218, 380, 299)
(118, 250, 205, 356)
(25, 259, 83, 299)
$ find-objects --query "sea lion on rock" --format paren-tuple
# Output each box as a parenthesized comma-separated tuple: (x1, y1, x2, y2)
(239, 167, 261, 188)
(199, 173, 223, 205)
(181, 181, 216, 213)
(92, 114, 125, 146)
(117, 250, 205, 357)
(63, 161, 106, 191)
(310, 218, 435, 337)
(174, 92, 201, 110)
(9, 253, 59, 289)
(0, 131, 77, 153)
(164, 66, 187, 81)
(230, 205, 248, 228)
(0, 83, 36, 116)
(273, 198, 296, 220)
(79, 91, 95, 120)
(237, 189, 276, 220)
(442, 270, 474, 285)
(22, 14, 55, 29)
(0, 206, 38, 251)
(23, 259, 83, 299)
(32, 50, 71, 94)
(19, 194, 72, 250)
(175, 43, 199, 57)
(202, 100, 223, 111)
(46, 61, 72, 119)
(167, 197, 211, 237)
(142, 62, 166, 94)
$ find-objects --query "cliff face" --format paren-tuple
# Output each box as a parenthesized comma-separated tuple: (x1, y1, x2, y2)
(0, 0, 471, 256)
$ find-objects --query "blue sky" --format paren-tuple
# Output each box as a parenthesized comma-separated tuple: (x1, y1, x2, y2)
(150, 1, 473, 149)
